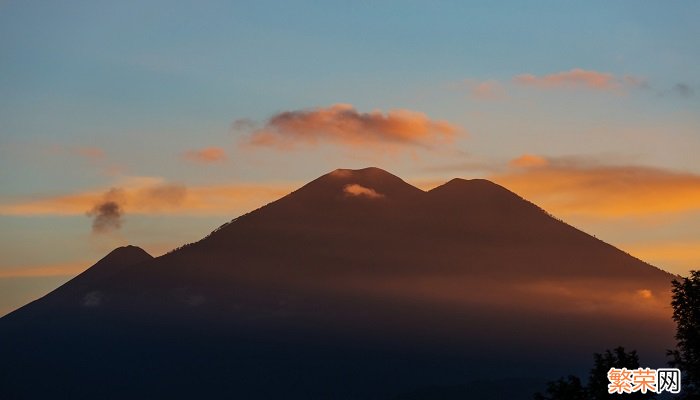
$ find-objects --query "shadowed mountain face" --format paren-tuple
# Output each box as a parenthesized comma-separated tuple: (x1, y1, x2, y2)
(0, 168, 676, 399)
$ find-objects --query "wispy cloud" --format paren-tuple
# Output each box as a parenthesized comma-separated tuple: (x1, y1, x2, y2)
(464, 80, 508, 100)
(343, 183, 384, 199)
(458, 69, 647, 101)
(492, 155, 700, 217)
(73, 146, 106, 160)
(0, 177, 294, 218)
(509, 154, 549, 168)
(621, 240, 700, 269)
(182, 147, 227, 164)
(239, 104, 460, 150)
(513, 68, 644, 91)
(46, 144, 107, 161)
(0, 261, 88, 278)
(671, 83, 695, 98)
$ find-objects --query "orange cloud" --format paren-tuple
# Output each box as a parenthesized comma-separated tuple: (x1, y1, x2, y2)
(182, 147, 227, 163)
(333, 275, 670, 319)
(0, 261, 88, 278)
(621, 241, 700, 270)
(509, 154, 549, 168)
(513, 68, 639, 91)
(492, 155, 700, 217)
(242, 104, 459, 150)
(0, 177, 295, 217)
(343, 184, 384, 199)
(73, 146, 106, 160)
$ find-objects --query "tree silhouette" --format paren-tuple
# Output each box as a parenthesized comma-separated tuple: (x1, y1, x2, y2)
(587, 347, 647, 399)
(668, 270, 700, 398)
(534, 347, 650, 399)
(533, 375, 586, 400)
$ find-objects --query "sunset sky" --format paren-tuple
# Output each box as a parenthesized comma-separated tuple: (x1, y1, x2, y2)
(1, 1, 699, 315)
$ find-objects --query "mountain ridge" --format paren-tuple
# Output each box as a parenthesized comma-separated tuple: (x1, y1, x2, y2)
(0, 167, 677, 400)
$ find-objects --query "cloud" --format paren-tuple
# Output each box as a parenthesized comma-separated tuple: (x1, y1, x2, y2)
(343, 184, 384, 199)
(240, 104, 459, 150)
(466, 80, 507, 100)
(622, 76, 650, 89)
(0, 177, 294, 217)
(621, 240, 700, 270)
(336, 275, 670, 319)
(651, 82, 696, 99)
(140, 183, 187, 207)
(513, 68, 642, 91)
(82, 183, 187, 233)
(0, 261, 88, 278)
(87, 188, 125, 234)
(492, 155, 700, 217)
(73, 146, 106, 160)
(230, 118, 256, 132)
(182, 147, 227, 164)
(43, 144, 109, 164)
(509, 154, 549, 168)
(457, 70, 647, 99)
(671, 83, 694, 98)
(88, 201, 123, 233)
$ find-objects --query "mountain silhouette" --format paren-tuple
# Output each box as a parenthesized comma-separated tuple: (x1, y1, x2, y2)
(0, 168, 676, 399)
(2, 245, 153, 324)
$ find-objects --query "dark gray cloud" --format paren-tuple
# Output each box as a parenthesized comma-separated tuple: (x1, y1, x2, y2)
(672, 83, 694, 98)
(87, 188, 125, 234)
(654, 82, 695, 99)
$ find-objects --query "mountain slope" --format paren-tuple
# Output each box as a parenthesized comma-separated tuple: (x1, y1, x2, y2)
(2, 245, 152, 324)
(0, 168, 676, 399)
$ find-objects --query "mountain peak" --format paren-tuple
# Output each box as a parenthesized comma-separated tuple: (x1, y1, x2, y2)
(428, 177, 516, 198)
(67, 245, 153, 288)
(104, 245, 153, 263)
(0, 245, 153, 321)
(293, 167, 424, 200)
(435, 177, 502, 189)
(325, 167, 407, 184)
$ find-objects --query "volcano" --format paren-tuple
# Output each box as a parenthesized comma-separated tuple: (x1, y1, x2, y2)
(0, 167, 676, 399)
